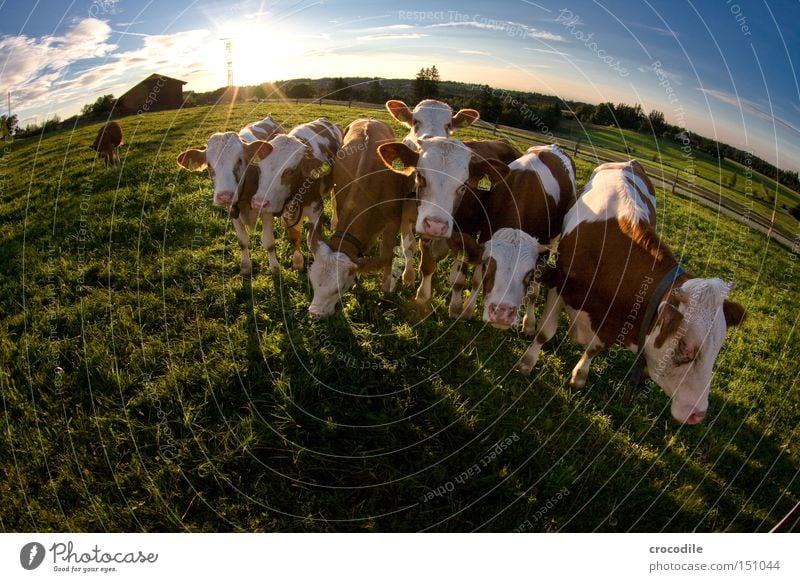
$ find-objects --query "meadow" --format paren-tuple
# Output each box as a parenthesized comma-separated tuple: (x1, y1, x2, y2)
(0, 102, 797, 532)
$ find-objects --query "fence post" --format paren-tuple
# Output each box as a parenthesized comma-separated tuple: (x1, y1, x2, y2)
(671, 168, 680, 194)
(573, 138, 581, 157)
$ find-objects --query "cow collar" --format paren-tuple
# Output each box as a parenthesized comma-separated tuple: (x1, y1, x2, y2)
(622, 263, 686, 405)
(330, 230, 364, 259)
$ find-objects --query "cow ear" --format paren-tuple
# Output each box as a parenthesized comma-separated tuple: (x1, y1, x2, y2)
(385, 100, 413, 126)
(176, 149, 207, 171)
(377, 142, 418, 176)
(723, 300, 746, 328)
(244, 140, 273, 163)
(469, 157, 510, 183)
(452, 108, 480, 129)
(301, 155, 327, 179)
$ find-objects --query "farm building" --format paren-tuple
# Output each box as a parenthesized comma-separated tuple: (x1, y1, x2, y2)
(115, 73, 187, 115)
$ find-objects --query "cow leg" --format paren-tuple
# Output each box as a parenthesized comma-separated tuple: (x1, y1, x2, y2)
(232, 218, 252, 277)
(400, 201, 417, 287)
(447, 256, 470, 318)
(521, 282, 542, 338)
(289, 223, 304, 271)
(460, 263, 483, 320)
(516, 287, 563, 375)
(260, 214, 280, 273)
(570, 341, 604, 389)
(380, 222, 401, 292)
(415, 239, 446, 304)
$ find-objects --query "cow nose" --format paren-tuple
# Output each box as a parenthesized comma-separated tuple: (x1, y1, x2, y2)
(488, 303, 518, 325)
(215, 191, 234, 205)
(251, 197, 270, 210)
(421, 217, 449, 238)
(685, 410, 706, 425)
(308, 307, 322, 320)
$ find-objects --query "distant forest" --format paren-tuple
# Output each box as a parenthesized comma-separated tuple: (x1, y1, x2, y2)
(4, 66, 798, 195)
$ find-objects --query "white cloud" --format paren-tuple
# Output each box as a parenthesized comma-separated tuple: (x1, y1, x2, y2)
(698, 87, 800, 138)
(525, 47, 571, 57)
(459, 50, 491, 56)
(356, 33, 428, 42)
(426, 19, 565, 42)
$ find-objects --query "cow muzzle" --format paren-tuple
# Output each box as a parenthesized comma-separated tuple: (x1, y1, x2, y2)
(214, 191, 235, 206)
(487, 303, 518, 329)
(419, 216, 451, 238)
(251, 197, 272, 211)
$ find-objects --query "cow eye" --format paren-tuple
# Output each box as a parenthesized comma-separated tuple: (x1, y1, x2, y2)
(413, 120, 421, 131)
(207, 166, 215, 178)
(416, 174, 427, 188)
(522, 269, 536, 287)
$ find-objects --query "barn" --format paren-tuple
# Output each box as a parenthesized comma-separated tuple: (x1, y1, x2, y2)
(115, 73, 187, 115)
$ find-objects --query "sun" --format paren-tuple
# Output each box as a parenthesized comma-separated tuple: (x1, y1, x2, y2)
(215, 20, 311, 86)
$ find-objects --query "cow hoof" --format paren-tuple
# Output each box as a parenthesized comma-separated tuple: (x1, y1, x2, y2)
(514, 361, 533, 376)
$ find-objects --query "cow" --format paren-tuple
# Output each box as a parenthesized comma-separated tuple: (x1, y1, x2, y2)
(455, 144, 578, 331)
(385, 99, 480, 149)
(90, 121, 123, 170)
(244, 117, 343, 271)
(517, 160, 746, 425)
(307, 118, 415, 318)
(176, 116, 285, 275)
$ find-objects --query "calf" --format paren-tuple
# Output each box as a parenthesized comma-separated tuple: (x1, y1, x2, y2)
(457, 145, 578, 331)
(307, 119, 415, 318)
(518, 161, 746, 425)
(246, 117, 343, 271)
(176, 116, 285, 275)
(90, 121, 123, 170)
(385, 99, 480, 148)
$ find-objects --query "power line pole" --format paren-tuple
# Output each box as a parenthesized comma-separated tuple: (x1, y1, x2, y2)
(221, 39, 233, 87)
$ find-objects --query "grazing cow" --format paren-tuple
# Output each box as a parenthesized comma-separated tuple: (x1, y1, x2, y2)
(176, 116, 285, 275)
(385, 99, 480, 149)
(245, 117, 343, 271)
(517, 161, 746, 424)
(457, 144, 578, 331)
(90, 121, 123, 170)
(307, 118, 415, 318)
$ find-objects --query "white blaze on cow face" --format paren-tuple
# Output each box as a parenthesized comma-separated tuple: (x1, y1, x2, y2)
(177, 132, 247, 207)
(385, 99, 480, 149)
(644, 278, 736, 425)
(249, 134, 308, 212)
(480, 229, 548, 329)
(307, 242, 358, 318)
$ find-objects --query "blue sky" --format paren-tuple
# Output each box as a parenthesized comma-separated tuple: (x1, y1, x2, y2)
(1, 0, 798, 170)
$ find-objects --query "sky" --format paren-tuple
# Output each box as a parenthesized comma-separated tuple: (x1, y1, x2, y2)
(1, 0, 798, 171)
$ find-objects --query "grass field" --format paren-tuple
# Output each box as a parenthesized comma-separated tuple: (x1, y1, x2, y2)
(0, 102, 797, 532)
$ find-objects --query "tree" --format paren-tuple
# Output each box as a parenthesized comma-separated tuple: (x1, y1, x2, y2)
(591, 102, 615, 126)
(287, 83, 315, 99)
(328, 77, 351, 100)
(641, 110, 667, 135)
(413, 65, 440, 102)
(365, 80, 387, 104)
(574, 103, 595, 122)
(1, 114, 18, 139)
(80, 94, 115, 118)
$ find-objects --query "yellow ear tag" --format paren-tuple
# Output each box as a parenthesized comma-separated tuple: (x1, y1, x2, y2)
(547, 250, 558, 267)
(391, 158, 405, 172)
(319, 162, 330, 176)
(477, 175, 492, 191)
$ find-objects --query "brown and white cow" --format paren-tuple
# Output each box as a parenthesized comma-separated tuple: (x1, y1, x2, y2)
(245, 117, 342, 271)
(385, 99, 480, 149)
(455, 144, 578, 331)
(307, 118, 415, 318)
(518, 160, 746, 425)
(90, 121, 123, 170)
(176, 116, 285, 275)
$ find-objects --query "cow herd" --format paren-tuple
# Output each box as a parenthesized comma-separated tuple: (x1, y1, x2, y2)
(90, 97, 745, 426)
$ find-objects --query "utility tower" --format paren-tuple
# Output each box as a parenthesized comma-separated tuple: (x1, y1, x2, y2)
(221, 38, 233, 87)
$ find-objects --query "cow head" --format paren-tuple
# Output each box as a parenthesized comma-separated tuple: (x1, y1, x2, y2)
(385, 99, 479, 148)
(644, 277, 746, 424)
(378, 138, 510, 239)
(246, 134, 324, 213)
(473, 229, 549, 329)
(307, 237, 388, 318)
(177, 131, 250, 208)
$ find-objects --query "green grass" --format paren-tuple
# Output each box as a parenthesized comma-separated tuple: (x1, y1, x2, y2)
(0, 102, 797, 532)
